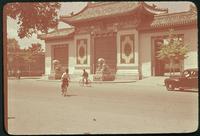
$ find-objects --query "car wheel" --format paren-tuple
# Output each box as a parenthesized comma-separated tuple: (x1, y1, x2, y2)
(166, 83, 175, 91)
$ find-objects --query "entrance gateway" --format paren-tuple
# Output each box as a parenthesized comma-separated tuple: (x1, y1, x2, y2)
(93, 35, 117, 73)
(39, 2, 197, 79)
(57, 2, 171, 79)
(53, 45, 68, 71)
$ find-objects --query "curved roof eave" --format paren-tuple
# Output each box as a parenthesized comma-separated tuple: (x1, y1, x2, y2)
(60, 2, 168, 25)
(61, 7, 140, 25)
(38, 28, 75, 40)
(60, 2, 90, 20)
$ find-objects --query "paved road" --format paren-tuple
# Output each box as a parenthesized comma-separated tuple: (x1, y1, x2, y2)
(7, 79, 198, 134)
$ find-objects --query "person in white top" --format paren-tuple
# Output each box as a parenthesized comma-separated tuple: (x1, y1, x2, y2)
(61, 68, 70, 97)
(16, 69, 21, 79)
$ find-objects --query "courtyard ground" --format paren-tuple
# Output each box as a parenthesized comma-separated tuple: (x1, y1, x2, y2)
(7, 77, 198, 134)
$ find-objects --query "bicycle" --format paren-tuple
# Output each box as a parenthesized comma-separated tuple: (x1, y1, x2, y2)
(79, 78, 92, 87)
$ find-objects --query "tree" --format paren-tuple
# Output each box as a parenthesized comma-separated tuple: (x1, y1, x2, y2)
(7, 38, 21, 75)
(7, 38, 20, 51)
(21, 43, 44, 75)
(5, 2, 61, 38)
(4, 2, 62, 130)
(27, 43, 44, 55)
(157, 29, 189, 76)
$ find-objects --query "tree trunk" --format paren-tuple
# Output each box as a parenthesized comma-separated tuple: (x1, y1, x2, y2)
(180, 60, 183, 75)
(173, 60, 176, 76)
(172, 60, 175, 76)
(169, 58, 176, 76)
(169, 59, 173, 76)
(28, 63, 31, 76)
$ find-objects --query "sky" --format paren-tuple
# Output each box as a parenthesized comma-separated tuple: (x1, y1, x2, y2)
(6, 2, 194, 49)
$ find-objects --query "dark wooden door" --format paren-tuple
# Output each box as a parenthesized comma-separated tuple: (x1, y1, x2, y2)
(54, 45, 68, 68)
(154, 39, 165, 76)
(94, 36, 117, 73)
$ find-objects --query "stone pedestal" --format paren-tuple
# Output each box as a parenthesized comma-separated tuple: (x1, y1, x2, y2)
(48, 60, 64, 80)
(48, 71, 63, 80)
(93, 72, 115, 81)
(93, 58, 116, 81)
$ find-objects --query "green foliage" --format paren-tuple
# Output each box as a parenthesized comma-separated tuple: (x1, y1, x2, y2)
(5, 2, 61, 38)
(157, 29, 189, 62)
(7, 38, 21, 72)
(157, 29, 189, 75)
(7, 38, 20, 49)
(21, 43, 44, 63)
(7, 39, 45, 75)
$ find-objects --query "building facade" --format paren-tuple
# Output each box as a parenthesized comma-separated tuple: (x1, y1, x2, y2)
(39, 2, 198, 80)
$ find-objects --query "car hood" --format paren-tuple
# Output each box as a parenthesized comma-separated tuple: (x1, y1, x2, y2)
(165, 76, 181, 81)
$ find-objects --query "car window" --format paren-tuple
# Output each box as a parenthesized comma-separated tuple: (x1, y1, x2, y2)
(190, 71, 194, 77)
(183, 70, 190, 78)
(191, 70, 198, 77)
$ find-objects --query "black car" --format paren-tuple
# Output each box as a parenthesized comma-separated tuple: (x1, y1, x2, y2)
(164, 68, 198, 91)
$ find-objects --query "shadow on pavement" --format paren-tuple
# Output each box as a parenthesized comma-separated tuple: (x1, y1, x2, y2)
(66, 94, 78, 97)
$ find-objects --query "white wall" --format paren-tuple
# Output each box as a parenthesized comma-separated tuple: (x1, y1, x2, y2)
(73, 34, 91, 74)
(139, 28, 198, 77)
(116, 29, 139, 78)
(45, 43, 52, 75)
(45, 33, 91, 76)
(117, 29, 139, 67)
(183, 29, 198, 69)
(67, 41, 76, 74)
(139, 32, 152, 77)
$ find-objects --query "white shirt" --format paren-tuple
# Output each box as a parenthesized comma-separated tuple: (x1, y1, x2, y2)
(61, 72, 70, 81)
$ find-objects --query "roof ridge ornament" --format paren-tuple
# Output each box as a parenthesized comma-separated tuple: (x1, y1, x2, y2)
(70, 12, 74, 16)
(87, 1, 114, 7)
(152, 4, 157, 8)
(142, 2, 168, 13)
(189, 4, 197, 13)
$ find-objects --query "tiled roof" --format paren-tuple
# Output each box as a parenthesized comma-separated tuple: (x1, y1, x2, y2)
(39, 5, 197, 40)
(151, 10, 197, 27)
(60, 2, 168, 24)
(39, 28, 74, 40)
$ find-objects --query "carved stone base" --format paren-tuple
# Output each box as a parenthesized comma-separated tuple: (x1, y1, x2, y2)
(48, 71, 63, 80)
(93, 74, 103, 81)
(102, 74, 115, 81)
(93, 71, 115, 81)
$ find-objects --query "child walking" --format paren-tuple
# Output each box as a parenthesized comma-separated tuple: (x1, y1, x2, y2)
(61, 68, 70, 97)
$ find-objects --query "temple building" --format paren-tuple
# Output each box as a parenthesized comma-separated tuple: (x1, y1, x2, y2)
(39, 2, 197, 80)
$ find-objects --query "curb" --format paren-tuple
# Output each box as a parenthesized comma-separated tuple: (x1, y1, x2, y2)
(8, 77, 42, 80)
